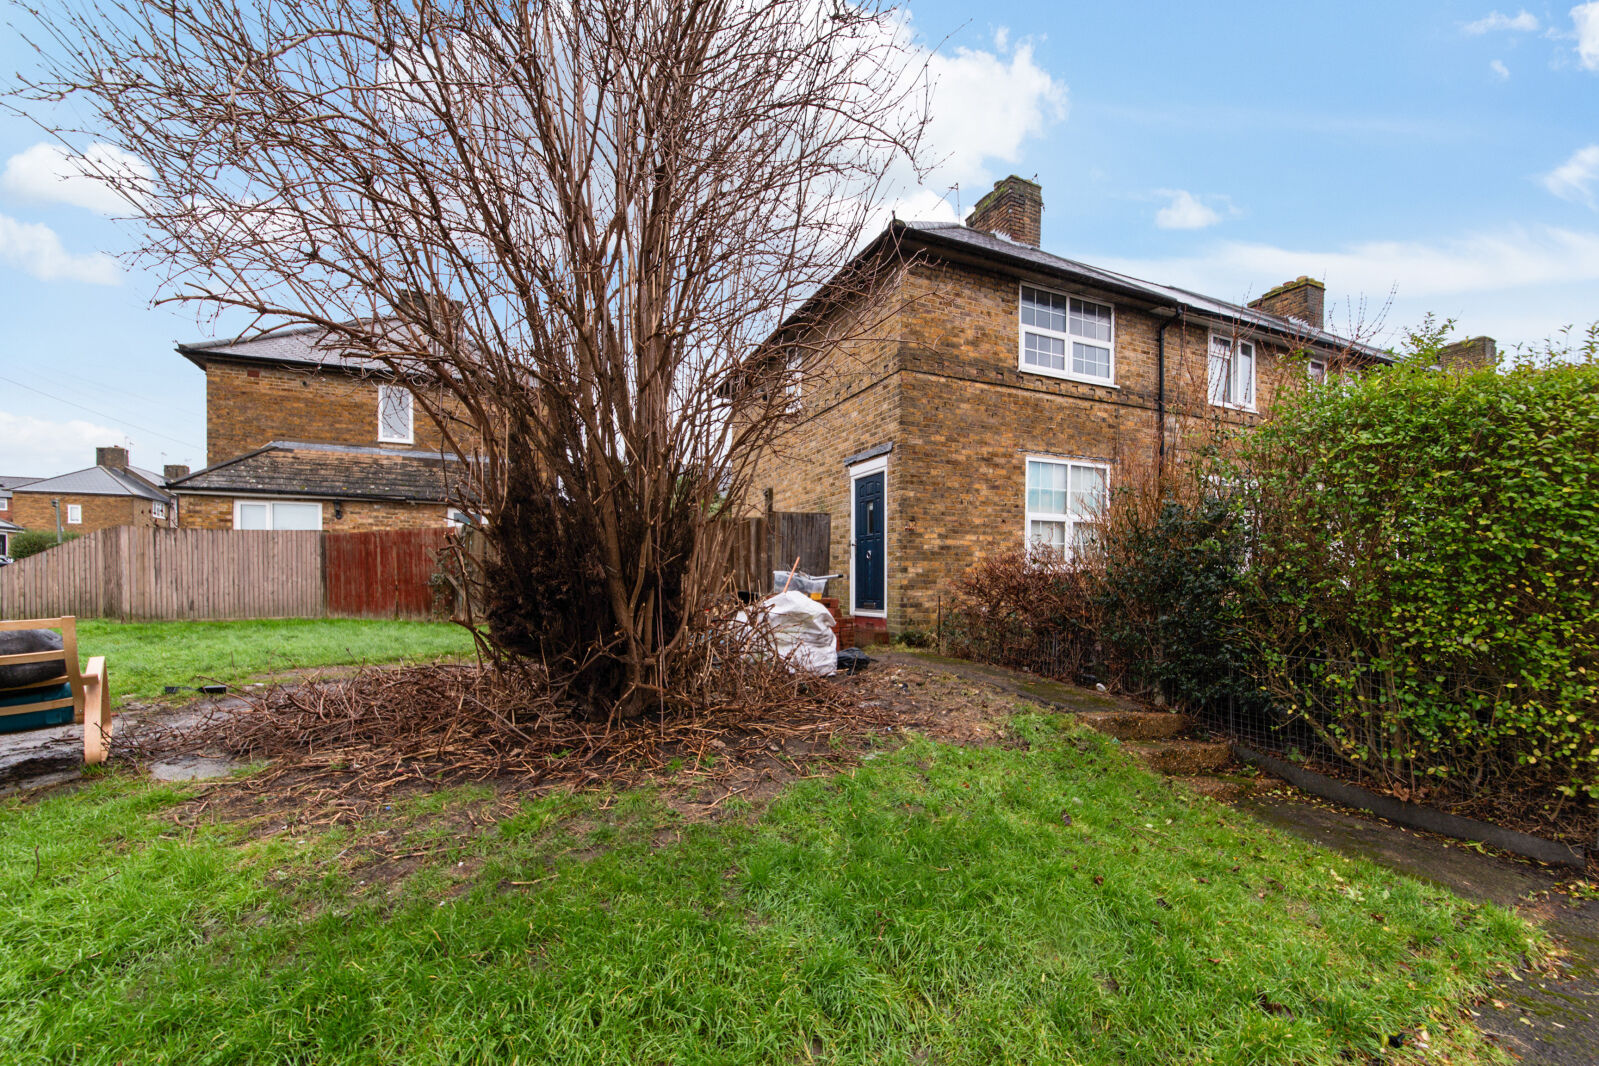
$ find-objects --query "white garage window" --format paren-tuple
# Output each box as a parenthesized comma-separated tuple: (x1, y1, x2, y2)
(233, 500, 323, 530)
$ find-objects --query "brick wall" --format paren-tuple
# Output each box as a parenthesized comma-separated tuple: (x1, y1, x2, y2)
(10, 492, 153, 535)
(748, 250, 1318, 632)
(203, 361, 466, 465)
(178, 494, 449, 531)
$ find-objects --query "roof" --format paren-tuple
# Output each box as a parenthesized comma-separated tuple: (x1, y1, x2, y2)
(0, 518, 21, 534)
(15, 465, 174, 503)
(892, 220, 1391, 361)
(169, 441, 465, 504)
(177, 322, 393, 374)
(0, 476, 41, 494)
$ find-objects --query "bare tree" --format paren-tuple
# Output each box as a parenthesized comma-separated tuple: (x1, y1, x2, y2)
(12, 0, 928, 716)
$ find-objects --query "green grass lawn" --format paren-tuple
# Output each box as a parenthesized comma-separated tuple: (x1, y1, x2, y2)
(0, 711, 1535, 1065)
(77, 618, 479, 703)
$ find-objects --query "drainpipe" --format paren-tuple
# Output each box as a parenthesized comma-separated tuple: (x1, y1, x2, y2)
(1152, 309, 1179, 471)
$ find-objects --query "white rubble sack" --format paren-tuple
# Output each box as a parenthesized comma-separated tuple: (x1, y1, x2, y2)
(761, 590, 838, 677)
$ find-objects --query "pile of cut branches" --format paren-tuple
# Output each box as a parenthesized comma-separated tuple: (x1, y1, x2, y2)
(130, 633, 882, 811)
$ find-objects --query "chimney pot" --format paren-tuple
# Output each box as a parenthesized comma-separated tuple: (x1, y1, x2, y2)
(1249, 277, 1325, 331)
(965, 176, 1044, 248)
(1437, 336, 1497, 371)
(96, 446, 129, 471)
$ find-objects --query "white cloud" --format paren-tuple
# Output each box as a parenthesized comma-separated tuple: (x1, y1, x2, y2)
(0, 142, 152, 215)
(881, 27, 1067, 223)
(1097, 226, 1599, 346)
(1105, 226, 1599, 300)
(1463, 9, 1540, 33)
(921, 35, 1067, 190)
(1154, 190, 1222, 230)
(1543, 144, 1599, 206)
(1576, 2, 1599, 69)
(0, 214, 121, 285)
(0, 412, 123, 478)
(1490, 58, 1511, 79)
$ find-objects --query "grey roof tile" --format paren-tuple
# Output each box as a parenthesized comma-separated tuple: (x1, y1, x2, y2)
(899, 221, 1391, 361)
(16, 466, 173, 502)
(177, 323, 393, 373)
(170, 441, 465, 503)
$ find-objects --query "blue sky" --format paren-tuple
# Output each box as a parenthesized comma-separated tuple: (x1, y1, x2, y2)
(2, 2, 1597, 475)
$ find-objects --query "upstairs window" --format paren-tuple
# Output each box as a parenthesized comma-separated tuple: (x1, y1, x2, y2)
(378, 384, 414, 444)
(1025, 458, 1107, 559)
(1020, 285, 1114, 384)
(66, 504, 82, 525)
(1208, 334, 1256, 410)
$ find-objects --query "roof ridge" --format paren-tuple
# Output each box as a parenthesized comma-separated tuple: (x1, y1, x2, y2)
(167, 442, 281, 486)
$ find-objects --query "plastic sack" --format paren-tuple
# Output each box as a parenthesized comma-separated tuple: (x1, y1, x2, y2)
(762, 590, 838, 676)
(771, 570, 836, 597)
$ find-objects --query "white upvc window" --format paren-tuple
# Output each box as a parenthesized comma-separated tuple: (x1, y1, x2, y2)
(233, 500, 323, 531)
(1019, 284, 1115, 385)
(1025, 458, 1108, 559)
(66, 504, 82, 525)
(1208, 333, 1257, 410)
(152, 501, 168, 520)
(1307, 358, 1327, 383)
(378, 384, 414, 444)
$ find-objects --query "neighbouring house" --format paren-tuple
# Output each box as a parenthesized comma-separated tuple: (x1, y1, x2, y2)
(0, 477, 39, 555)
(747, 175, 1494, 636)
(8, 448, 179, 537)
(168, 324, 469, 531)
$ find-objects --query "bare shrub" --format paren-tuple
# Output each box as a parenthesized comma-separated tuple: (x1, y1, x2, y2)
(12, 0, 929, 717)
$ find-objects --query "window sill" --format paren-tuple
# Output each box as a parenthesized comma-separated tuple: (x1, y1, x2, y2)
(1017, 365, 1119, 389)
(1210, 401, 1257, 414)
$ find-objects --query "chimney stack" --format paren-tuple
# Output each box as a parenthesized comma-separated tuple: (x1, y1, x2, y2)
(1249, 277, 1325, 331)
(1437, 336, 1497, 371)
(163, 464, 191, 483)
(96, 446, 129, 471)
(965, 176, 1043, 248)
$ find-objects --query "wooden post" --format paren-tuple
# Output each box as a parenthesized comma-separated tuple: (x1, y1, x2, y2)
(762, 487, 775, 594)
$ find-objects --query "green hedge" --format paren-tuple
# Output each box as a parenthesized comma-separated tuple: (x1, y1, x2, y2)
(1235, 354, 1599, 801)
(7, 530, 79, 560)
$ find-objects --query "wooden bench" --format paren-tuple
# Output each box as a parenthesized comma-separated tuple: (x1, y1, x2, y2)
(0, 617, 112, 765)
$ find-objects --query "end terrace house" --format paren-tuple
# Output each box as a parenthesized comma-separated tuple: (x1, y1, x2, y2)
(168, 325, 470, 531)
(747, 176, 1494, 637)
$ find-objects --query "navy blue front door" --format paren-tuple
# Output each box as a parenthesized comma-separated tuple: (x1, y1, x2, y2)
(853, 471, 885, 612)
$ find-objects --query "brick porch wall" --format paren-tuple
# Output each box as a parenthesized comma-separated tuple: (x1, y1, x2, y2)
(178, 494, 449, 531)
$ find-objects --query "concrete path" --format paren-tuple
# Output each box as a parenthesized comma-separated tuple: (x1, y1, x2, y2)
(0, 700, 244, 793)
(888, 650, 1599, 1064)
(1243, 791, 1599, 1066)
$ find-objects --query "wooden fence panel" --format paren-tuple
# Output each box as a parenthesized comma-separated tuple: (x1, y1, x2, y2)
(325, 529, 448, 619)
(723, 512, 831, 595)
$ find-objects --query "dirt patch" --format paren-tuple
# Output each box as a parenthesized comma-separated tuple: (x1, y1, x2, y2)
(132, 655, 1033, 870)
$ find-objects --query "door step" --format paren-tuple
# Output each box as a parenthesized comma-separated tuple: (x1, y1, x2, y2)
(1076, 710, 1193, 741)
(1124, 740, 1233, 777)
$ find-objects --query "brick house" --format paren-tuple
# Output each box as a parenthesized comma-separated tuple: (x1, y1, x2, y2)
(8, 448, 179, 536)
(748, 176, 1492, 637)
(169, 325, 468, 531)
(0, 477, 38, 555)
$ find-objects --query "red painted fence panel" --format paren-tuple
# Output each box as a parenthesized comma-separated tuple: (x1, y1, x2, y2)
(325, 529, 450, 619)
